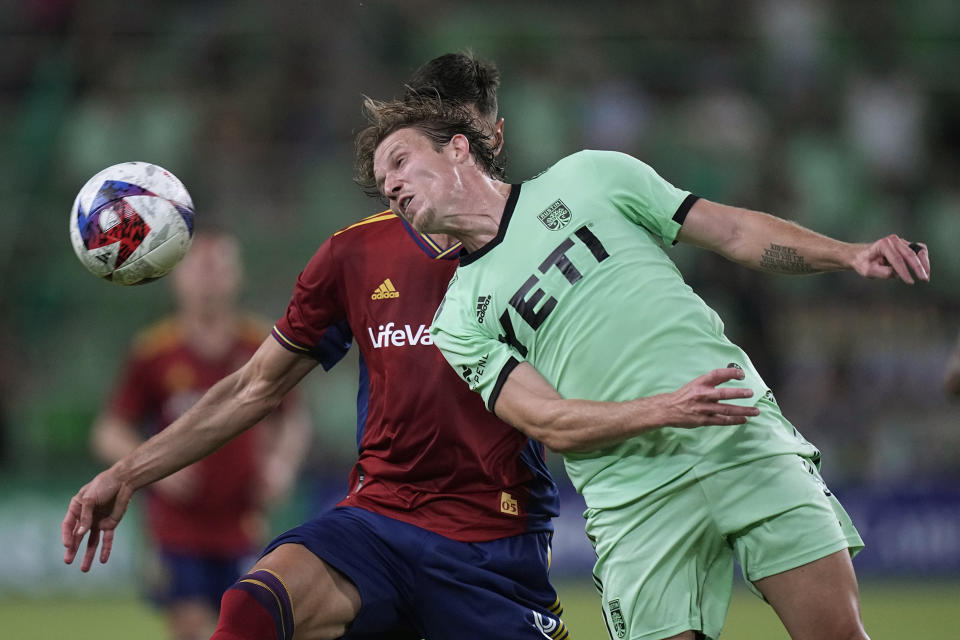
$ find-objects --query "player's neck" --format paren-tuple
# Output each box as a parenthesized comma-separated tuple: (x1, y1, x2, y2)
(451, 180, 511, 253)
(418, 178, 509, 253)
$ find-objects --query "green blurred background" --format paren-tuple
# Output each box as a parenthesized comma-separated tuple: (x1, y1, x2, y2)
(1, 0, 958, 638)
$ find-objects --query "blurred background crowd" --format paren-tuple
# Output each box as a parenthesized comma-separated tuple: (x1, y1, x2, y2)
(0, 0, 958, 601)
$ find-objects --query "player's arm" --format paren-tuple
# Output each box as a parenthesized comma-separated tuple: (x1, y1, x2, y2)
(677, 198, 930, 283)
(491, 361, 759, 453)
(62, 338, 318, 571)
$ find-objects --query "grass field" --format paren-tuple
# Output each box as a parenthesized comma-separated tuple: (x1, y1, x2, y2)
(2, 580, 958, 639)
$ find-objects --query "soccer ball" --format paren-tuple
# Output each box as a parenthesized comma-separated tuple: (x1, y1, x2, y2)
(69, 161, 195, 285)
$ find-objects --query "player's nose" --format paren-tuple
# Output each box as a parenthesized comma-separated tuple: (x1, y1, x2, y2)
(384, 173, 402, 197)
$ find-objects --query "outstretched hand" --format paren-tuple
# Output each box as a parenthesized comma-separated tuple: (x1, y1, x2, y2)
(668, 367, 761, 428)
(851, 235, 930, 284)
(61, 469, 134, 572)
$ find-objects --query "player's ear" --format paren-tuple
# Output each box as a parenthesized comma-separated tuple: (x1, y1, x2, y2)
(492, 118, 505, 156)
(449, 134, 472, 163)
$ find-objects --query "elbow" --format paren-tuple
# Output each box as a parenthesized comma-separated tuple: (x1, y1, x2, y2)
(543, 439, 581, 454)
(534, 413, 619, 454)
(537, 432, 573, 453)
(535, 423, 583, 453)
(495, 393, 598, 453)
(521, 407, 591, 454)
(543, 433, 598, 454)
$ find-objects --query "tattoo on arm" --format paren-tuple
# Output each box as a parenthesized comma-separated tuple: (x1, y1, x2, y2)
(760, 244, 814, 274)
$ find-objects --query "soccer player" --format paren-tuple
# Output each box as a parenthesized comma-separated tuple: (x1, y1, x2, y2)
(356, 96, 932, 640)
(63, 53, 569, 640)
(89, 229, 312, 640)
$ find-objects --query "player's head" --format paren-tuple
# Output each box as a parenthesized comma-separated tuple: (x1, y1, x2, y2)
(172, 228, 242, 314)
(405, 52, 504, 154)
(356, 95, 501, 232)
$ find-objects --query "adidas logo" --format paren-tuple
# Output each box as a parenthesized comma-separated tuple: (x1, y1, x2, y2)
(476, 295, 491, 323)
(371, 278, 399, 300)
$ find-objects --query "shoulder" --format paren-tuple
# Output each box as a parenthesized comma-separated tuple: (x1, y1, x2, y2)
(332, 209, 399, 240)
(571, 149, 642, 169)
(320, 209, 402, 260)
(557, 150, 663, 188)
(527, 150, 633, 183)
(299, 209, 400, 274)
(561, 149, 631, 167)
(569, 149, 648, 169)
(130, 317, 182, 360)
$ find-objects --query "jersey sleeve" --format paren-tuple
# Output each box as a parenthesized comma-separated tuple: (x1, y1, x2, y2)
(431, 280, 522, 413)
(587, 150, 697, 244)
(273, 236, 353, 370)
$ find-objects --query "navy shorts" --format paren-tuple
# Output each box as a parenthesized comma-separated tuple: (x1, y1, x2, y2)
(148, 548, 251, 610)
(261, 506, 568, 640)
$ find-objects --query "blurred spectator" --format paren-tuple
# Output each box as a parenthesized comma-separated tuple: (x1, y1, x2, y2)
(945, 331, 960, 397)
(578, 74, 652, 152)
(844, 69, 927, 191)
(89, 230, 311, 640)
(756, 0, 831, 117)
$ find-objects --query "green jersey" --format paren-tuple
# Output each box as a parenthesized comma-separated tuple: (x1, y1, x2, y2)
(431, 150, 817, 509)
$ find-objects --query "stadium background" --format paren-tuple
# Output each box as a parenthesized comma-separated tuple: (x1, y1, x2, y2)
(1, 0, 958, 637)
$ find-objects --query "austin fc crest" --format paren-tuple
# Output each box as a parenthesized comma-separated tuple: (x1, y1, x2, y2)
(537, 199, 572, 230)
(608, 598, 626, 638)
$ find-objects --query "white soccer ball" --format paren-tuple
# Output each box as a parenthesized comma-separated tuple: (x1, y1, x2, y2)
(69, 161, 195, 285)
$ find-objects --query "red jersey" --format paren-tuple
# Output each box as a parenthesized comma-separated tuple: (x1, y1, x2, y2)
(273, 212, 558, 542)
(109, 317, 274, 555)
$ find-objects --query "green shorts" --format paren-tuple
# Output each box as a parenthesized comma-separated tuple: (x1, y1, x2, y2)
(585, 440, 863, 639)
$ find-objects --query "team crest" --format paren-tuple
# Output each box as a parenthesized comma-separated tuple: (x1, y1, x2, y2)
(537, 200, 572, 230)
(608, 599, 626, 638)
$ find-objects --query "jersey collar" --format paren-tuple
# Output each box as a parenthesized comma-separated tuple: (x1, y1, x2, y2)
(399, 215, 463, 260)
(458, 183, 520, 266)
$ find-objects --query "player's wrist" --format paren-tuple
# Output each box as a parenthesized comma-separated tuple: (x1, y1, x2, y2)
(838, 241, 870, 272)
(110, 456, 150, 493)
(631, 394, 672, 433)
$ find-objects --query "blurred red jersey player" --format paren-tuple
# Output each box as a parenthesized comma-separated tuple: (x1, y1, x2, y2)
(90, 230, 311, 640)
